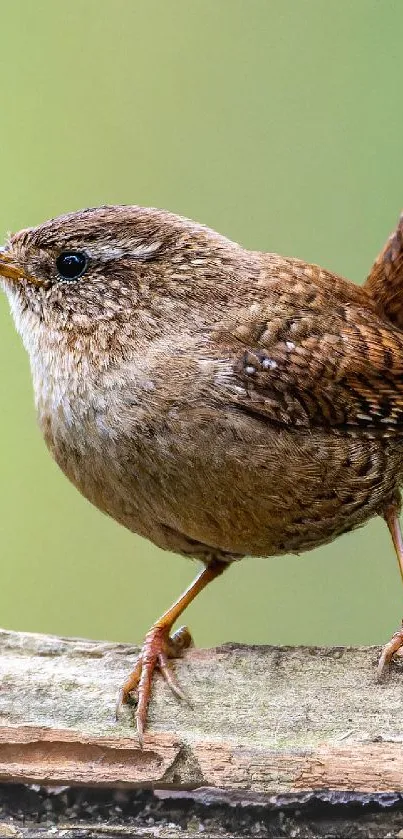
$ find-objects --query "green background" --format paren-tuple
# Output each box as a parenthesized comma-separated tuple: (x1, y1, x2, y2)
(0, 0, 402, 651)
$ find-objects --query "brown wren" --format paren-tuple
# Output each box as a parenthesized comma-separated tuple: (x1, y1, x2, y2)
(1, 204, 403, 744)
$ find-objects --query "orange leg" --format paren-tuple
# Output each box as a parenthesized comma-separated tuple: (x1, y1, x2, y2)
(116, 559, 227, 745)
(378, 502, 403, 674)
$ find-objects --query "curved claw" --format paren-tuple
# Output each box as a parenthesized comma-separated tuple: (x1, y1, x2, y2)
(158, 652, 188, 702)
(115, 689, 124, 721)
(378, 621, 403, 677)
(117, 623, 193, 745)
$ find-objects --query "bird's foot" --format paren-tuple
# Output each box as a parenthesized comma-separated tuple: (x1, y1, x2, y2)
(116, 623, 192, 745)
(378, 621, 403, 675)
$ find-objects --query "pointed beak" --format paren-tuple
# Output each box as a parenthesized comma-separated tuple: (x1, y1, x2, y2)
(0, 247, 26, 282)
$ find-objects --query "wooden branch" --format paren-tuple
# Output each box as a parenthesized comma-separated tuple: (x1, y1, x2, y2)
(0, 628, 403, 799)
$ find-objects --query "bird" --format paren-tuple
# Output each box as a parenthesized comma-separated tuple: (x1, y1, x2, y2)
(1, 204, 403, 745)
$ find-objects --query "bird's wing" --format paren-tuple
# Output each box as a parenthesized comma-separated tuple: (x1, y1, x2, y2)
(216, 297, 403, 433)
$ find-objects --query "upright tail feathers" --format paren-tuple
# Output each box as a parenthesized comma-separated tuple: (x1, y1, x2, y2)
(364, 213, 403, 329)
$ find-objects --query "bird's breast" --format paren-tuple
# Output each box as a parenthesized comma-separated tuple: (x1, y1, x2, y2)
(37, 368, 403, 560)
(25, 317, 403, 560)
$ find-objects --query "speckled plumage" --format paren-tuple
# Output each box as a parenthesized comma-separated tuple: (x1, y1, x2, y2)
(2, 205, 403, 740)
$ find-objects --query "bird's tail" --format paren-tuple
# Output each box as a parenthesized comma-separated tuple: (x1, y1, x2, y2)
(364, 213, 403, 329)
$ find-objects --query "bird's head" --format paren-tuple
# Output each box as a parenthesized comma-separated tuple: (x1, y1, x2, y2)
(0, 205, 244, 366)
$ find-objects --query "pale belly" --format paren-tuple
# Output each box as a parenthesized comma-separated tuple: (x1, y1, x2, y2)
(40, 405, 403, 561)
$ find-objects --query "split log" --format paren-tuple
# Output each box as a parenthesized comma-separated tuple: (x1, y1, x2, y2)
(0, 629, 403, 836)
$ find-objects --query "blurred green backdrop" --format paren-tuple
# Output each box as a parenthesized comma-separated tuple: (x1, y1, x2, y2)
(0, 0, 402, 650)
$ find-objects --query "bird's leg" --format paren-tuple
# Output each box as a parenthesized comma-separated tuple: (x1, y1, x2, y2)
(116, 558, 228, 745)
(378, 501, 403, 674)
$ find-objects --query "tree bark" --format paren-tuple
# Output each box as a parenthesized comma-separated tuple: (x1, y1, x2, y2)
(1, 628, 403, 836)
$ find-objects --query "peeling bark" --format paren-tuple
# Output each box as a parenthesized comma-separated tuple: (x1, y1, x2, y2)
(1, 629, 403, 835)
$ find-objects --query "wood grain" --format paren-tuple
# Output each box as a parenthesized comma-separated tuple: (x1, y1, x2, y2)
(0, 629, 403, 794)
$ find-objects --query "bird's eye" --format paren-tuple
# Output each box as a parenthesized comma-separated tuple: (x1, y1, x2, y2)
(55, 251, 88, 281)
